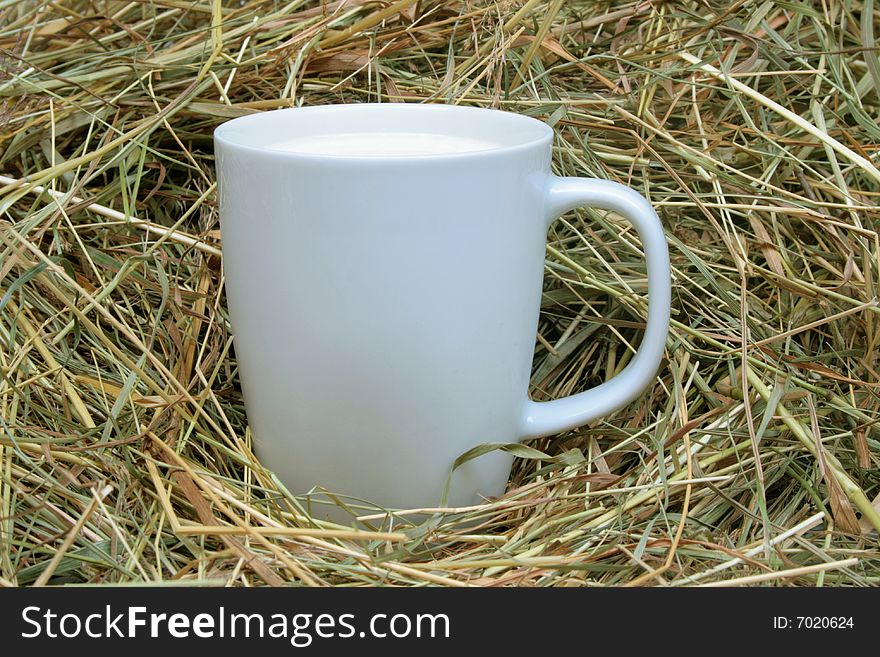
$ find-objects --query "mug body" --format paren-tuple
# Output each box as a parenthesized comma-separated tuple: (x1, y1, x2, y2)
(214, 104, 553, 517)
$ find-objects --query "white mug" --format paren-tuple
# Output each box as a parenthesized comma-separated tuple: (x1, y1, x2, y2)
(214, 104, 670, 519)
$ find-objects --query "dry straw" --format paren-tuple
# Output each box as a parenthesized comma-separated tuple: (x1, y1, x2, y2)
(0, 0, 878, 586)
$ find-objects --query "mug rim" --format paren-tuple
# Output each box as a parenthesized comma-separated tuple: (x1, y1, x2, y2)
(213, 102, 554, 161)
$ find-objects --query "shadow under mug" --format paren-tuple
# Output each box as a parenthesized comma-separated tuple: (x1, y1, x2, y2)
(214, 104, 671, 521)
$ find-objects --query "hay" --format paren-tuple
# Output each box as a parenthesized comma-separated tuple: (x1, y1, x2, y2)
(1, 0, 878, 586)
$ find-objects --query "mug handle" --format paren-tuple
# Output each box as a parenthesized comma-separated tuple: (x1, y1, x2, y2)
(520, 176, 672, 440)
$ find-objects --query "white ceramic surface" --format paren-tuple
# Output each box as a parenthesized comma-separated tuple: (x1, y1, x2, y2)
(214, 103, 671, 518)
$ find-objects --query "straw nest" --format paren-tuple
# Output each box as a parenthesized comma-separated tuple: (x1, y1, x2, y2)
(1, 0, 878, 586)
